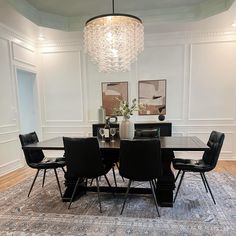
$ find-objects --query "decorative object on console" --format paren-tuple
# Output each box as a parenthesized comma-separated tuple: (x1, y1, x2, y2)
(84, 0, 144, 72)
(113, 98, 139, 139)
(98, 106, 106, 123)
(158, 114, 165, 121)
(107, 116, 118, 124)
(104, 118, 111, 142)
(102, 82, 128, 116)
(138, 80, 166, 115)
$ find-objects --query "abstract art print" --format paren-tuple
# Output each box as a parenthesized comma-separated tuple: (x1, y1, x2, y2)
(102, 82, 128, 116)
(138, 80, 166, 115)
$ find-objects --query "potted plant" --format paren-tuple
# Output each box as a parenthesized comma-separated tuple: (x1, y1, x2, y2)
(112, 98, 139, 139)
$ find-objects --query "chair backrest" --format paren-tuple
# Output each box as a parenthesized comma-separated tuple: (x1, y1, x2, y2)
(63, 137, 105, 179)
(19, 132, 44, 165)
(202, 131, 225, 170)
(134, 128, 160, 139)
(119, 139, 162, 181)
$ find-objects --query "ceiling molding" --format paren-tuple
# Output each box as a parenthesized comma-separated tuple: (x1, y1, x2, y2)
(8, 0, 235, 31)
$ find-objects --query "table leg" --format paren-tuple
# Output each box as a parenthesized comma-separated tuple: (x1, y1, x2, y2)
(156, 150, 175, 207)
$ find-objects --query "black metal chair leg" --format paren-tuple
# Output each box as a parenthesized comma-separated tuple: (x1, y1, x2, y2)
(90, 178, 94, 186)
(175, 170, 181, 183)
(104, 174, 115, 196)
(200, 172, 208, 193)
(115, 162, 125, 182)
(68, 177, 81, 209)
(150, 180, 160, 217)
(61, 167, 66, 174)
(54, 168, 62, 197)
(104, 174, 111, 188)
(202, 173, 216, 204)
(96, 178, 102, 213)
(120, 179, 132, 215)
(42, 169, 46, 187)
(112, 167, 117, 187)
(28, 169, 40, 197)
(174, 171, 185, 202)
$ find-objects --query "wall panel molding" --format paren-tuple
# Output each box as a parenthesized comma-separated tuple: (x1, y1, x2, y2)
(0, 159, 23, 177)
(12, 42, 36, 66)
(41, 49, 84, 124)
(146, 30, 236, 45)
(188, 41, 236, 121)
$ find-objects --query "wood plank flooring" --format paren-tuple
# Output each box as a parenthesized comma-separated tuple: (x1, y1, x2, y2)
(0, 160, 235, 192)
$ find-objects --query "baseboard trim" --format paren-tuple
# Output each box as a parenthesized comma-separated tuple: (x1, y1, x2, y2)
(0, 159, 24, 177)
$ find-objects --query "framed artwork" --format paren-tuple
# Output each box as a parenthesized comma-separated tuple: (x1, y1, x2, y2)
(101, 82, 128, 116)
(138, 80, 166, 115)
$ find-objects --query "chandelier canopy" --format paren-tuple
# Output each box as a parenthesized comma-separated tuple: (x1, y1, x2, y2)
(84, 0, 144, 73)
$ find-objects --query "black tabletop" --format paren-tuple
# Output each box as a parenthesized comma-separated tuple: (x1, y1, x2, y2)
(22, 136, 209, 151)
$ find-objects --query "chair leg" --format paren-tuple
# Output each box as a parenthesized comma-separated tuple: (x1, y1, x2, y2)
(61, 167, 66, 174)
(200, 172, 208, 193)
(202, 172, 216, 204)
(104, 174, 115, 196)
(54, 168, 62, 197)
(174, 171, 185, 202)
(104, 174, 111, 188)
(96, 178, 102, 213)
(150, 180, 160, 217)
(115, 162, 125, 182)
(175, 170, 181, 183)
(42, 169, 46, 187)
(90, 178, 94, 186)
(28, 169, 40, 197)
(68, 177, 81, 209)
(112, 167, 117, 187)
(120, 179, 132, 215)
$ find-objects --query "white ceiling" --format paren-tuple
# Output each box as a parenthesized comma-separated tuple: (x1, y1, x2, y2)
(8, 0, 236, 31)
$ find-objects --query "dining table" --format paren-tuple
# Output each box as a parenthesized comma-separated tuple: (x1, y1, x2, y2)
(22, 136, 209, 207)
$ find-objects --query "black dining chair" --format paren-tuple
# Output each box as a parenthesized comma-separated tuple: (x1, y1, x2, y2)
(134, 128, 160, 139)
(91, 127, 122, 187)
(173, 131, 225, 204)
(119, 139, 162, 216)
(63, 137, 114, 212)
(19, 132, 66, 197)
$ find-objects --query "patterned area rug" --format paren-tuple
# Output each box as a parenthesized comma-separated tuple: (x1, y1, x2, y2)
(0, 169, 235, 236)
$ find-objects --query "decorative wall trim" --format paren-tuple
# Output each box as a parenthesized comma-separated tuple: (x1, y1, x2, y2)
(188, 41, 236, 122)
(0, 138, 17, 144)
(42, 125, 91, 128)
(0, 130, 19, 135)
(139, 44, 186, 121)
(0, 124, 16, 128)
(0, 159, 24, 177)
(0, 23, 35, 47)
(41, 49, 84, 124)
(146, 30, 236, 45)
(12, 42, 36, 67)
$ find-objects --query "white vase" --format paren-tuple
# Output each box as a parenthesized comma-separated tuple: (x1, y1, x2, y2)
(119, 116, 134, 139)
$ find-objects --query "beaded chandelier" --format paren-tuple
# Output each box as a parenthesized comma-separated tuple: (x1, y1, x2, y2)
(84, 0, 144, 72)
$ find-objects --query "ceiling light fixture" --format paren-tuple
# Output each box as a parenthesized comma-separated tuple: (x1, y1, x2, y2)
(84, 0, 144, 72)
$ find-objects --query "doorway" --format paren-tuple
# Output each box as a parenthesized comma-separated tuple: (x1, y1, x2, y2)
(17, 69, 40, 135)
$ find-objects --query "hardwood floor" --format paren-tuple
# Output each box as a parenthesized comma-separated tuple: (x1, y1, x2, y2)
(0, 160, 235, 192)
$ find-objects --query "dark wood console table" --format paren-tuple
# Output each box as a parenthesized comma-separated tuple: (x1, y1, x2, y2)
(92, 122, 172, 137)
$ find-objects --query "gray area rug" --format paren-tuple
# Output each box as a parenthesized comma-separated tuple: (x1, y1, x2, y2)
(0, 169, 235, 236)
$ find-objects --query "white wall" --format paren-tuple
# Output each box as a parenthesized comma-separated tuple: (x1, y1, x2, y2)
(0, 0, 236, 176)
(38, 29, 236, 161)
(0, 0, 38, 176)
